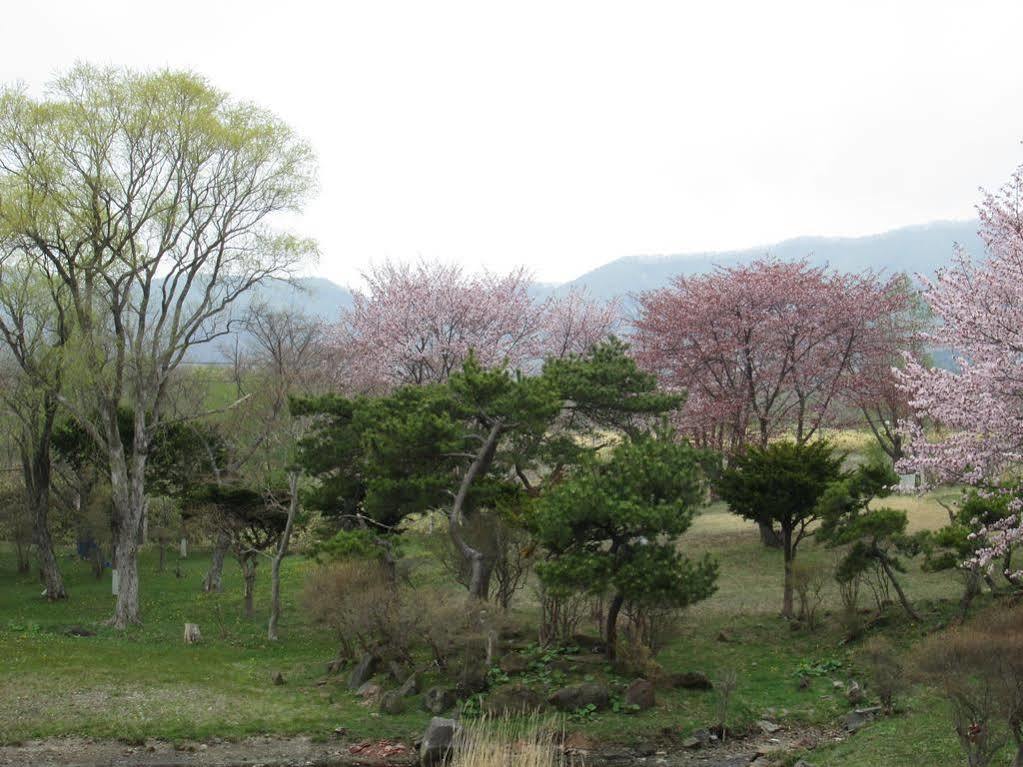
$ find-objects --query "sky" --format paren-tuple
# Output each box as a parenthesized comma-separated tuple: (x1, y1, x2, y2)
(4, 1, 1023, 288)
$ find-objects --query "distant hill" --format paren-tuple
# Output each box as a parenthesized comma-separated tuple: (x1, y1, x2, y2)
(555, 220, 985, 301)
(185, 276, 353, 363)
(185, 220, 986, 361)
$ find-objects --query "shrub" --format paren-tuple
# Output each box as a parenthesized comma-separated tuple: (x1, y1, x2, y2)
(856, 636, 906, 714)
(713, 668, 739, 744)
(302, 560, 419, 662)
(913, 608, 1023, 767)
(791, 561, 827, 631)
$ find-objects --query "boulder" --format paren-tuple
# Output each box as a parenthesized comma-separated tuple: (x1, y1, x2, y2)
(548, 683, 610, 712)
(357, 681, 383, 704)
(682, 729, 714, 749)
(663, 671, 713, 690)
(498, 652, 529, 675)
(624, 679, 656, 710)
(420, 717, 459, 766)
(397, 672, 420, 697)
(347, 653, 380, 690)
(379, 689, 407, 715)
(846, 681, 866, 705)
(756, 719, 781, 734)
(484, 683, 545, 716)
(421, 686, 457, 715)
(841, 706, 881, 734)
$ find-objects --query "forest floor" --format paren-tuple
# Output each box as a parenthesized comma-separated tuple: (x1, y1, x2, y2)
(0, 489, 1002, 766)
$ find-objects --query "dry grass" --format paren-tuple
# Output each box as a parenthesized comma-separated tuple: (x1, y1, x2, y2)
(452, 717, 567, 767)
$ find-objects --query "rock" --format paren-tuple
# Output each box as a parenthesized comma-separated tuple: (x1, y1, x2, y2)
(420, 717, 459, 766)
(757, 719, 781, 734)
(388, 660, 409, 682)
(794, 760, 817, 767)
(716, 629, 732, 642)
(548, 683, 611, 712)
(498, 652, 529, 675)
(624, 679, 656, 710)
(326, 658, 346, 674)
(347, 653, 380, 690)
(841, 706, 880, 734)
(357, 681, 383, 704)
(183, 623, 201, 644)
(846, 681, 866, 705)
(379, 689, 407, 715)
(563, 732, 594, 751)
(683, 729, 714, 749)
(663, 671, 713, 690)
(421, 686, 457, 715)
(797, 675, 811, 690)
(271, 671, 285, 686)
(832, 680, 844, 690)
(64, 626, 96, 637)
(397, 672, 420, 697)
(484, 683, 545, 716)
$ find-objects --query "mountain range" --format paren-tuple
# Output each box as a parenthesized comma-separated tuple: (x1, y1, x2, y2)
(195, 218, 983, 362)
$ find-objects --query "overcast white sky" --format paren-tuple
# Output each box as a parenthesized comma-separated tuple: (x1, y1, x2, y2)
(5, 1, 1023, 286)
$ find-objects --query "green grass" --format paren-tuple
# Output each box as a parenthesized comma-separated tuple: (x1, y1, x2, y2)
(0, 491, 985, 765)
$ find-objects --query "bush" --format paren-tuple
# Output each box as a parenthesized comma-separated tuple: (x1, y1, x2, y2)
(856, 636, 905, 714)
(791, 561, 826, 631)
(302, 560, 420, 662)
(913, 608, 1023, 767)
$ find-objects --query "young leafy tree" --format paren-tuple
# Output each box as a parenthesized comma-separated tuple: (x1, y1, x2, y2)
(716, 440, 844, 619)
(533, 434, 718, 660)
(0, 264, 69, 598)
(817, 459, 922, 620)
(0, 66, 315, 627)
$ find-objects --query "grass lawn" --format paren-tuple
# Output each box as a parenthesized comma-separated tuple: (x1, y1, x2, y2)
(0, 491, 989, 765)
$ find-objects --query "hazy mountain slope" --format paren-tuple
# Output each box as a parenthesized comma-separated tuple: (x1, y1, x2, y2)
(556, 220, 985, 300)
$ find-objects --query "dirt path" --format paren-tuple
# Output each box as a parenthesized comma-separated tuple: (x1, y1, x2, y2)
(0, 725, 840, 766)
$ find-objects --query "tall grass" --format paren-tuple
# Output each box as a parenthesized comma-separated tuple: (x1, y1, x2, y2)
(452, 717, 568, 767)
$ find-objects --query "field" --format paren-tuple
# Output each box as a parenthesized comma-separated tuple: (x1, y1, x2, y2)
(0, 491, 986, 765)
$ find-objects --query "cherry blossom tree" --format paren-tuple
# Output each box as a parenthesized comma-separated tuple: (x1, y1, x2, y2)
(898, 162, 1023, 568)
(327, 261, 619, 392)
(633, 258, 905, 451)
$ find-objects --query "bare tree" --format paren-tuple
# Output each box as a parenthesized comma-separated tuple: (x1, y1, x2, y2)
(0, 66, 315, 627)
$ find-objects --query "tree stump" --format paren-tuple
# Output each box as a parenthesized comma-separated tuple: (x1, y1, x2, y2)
(183, 623, 202, 644)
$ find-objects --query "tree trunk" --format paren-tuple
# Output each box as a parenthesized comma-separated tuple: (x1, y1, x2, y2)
(449, 421, 503, 602)
(22, 397, 67, 600)
(15, 541, 30, 574)
(158, 543, 165, 573)
(604, 592, 625, 661)
(758, 520, 782, 548)
(782, 527, 795, 619)
(203, 528, 230, 593)
(241, 557, 257, 618)
(108, 439, 147, 629)
(955, 570, 982, 623)
(466, 552, 494, 601)
(268, 473, 299, 641)
(880, 555, 920, 621)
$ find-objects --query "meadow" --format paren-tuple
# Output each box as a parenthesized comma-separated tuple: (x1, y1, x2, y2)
(0, 488, 980, 765)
